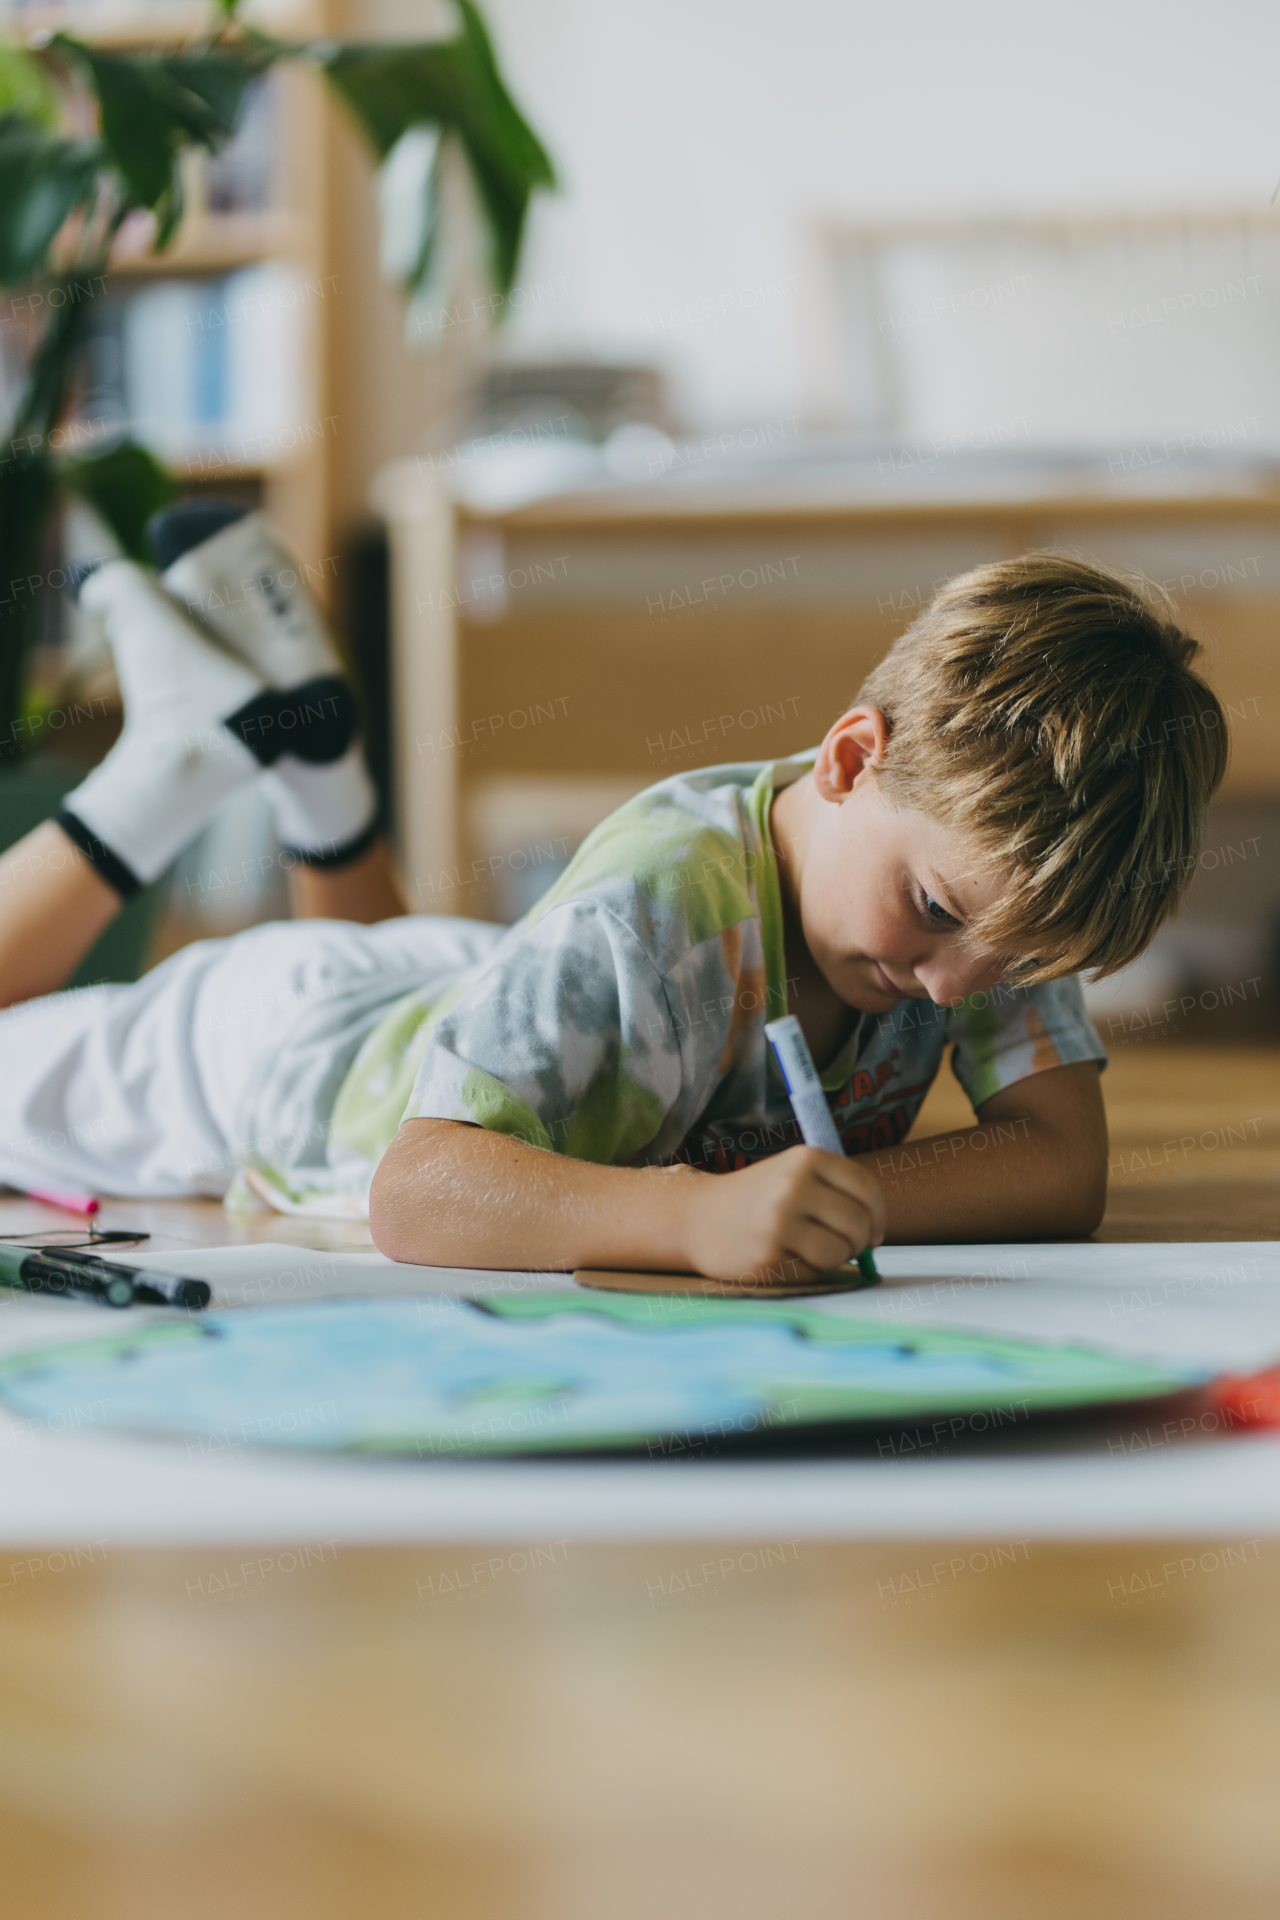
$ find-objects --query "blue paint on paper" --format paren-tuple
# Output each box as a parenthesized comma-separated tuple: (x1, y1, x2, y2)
(0, 1294, 1202, 1455)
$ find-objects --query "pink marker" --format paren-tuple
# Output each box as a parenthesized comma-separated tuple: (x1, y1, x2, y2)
(26, 1186, 100, 1217)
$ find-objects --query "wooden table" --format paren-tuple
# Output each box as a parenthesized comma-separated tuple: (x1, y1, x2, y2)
(372, 459, 1280, 915)
(2, 1042, 1277, 1918)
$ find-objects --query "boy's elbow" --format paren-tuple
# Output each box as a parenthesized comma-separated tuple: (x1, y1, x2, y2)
(368, 1149, 412, 1263)
(1062, 1143, 1108, 1237)
(368, 1124, 435, 1264)
(368, 1202, 402, 1264)
(1067, 1181, 1107, 1239)
(369, 1117, 474, 1265)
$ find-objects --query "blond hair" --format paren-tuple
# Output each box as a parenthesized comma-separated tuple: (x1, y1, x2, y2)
(856, 553, 1229, 981)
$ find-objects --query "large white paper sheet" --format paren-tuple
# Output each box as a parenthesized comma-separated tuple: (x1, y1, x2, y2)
(124, 1236, 1280, 1372)
(0, 1240, 1275, 1545)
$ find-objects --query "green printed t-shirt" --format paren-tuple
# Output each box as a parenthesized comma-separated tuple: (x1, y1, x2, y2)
(330, 754, 1107, 1180)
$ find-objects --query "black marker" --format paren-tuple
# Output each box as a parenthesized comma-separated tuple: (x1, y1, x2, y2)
(0, 1243, 210, 1310)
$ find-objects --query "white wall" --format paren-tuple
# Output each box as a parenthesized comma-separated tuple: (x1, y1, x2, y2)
(483, 0, 1280, 430)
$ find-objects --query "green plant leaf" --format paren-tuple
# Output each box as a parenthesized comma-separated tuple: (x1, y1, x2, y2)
(0, 118, 102, 287)
(152, 156, 184, 251)
(0, 444, 55, 755)
(12, 265, 107, 441)
(159, 47, 277, 141)
(319, 0, 554, 295)
(0, 37, 60, 129)
(52, 34, 277, 222)
(59, 439, 177, 563)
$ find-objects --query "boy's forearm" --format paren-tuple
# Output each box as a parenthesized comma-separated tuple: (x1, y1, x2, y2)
(874, 1079, 1108, 1243)
(370, 1118, 700, 1272)
(370, 1065, 1107, 1269)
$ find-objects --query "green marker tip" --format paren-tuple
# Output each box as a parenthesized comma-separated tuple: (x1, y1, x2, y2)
(855, 1245, 879, 1286)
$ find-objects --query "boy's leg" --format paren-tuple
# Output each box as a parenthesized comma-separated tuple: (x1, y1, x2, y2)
(0, 821, 122, 1007)
(0, 561, 271, 1008)
(0, 914, 506, 1201)
(0, 793, 405, 1009)
(155, 506, 382, 886)
(0, 919, 352, 1200)
(287, 833, 406, 924)
(0, 504, 400, 998)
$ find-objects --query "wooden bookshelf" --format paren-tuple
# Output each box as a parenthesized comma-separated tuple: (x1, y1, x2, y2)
(7, 0, 319, 49)
(108, 211, 318, 276)
(19, 0, 333, 584)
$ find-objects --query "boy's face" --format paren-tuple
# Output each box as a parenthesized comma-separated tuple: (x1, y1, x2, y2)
(780, 708, 1022, 1014)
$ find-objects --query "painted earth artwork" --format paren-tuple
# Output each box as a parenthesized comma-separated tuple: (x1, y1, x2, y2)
(0, 1291, 1204, 1456)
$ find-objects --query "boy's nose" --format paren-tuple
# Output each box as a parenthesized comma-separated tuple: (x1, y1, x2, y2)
(914, 947, 1006, 1006)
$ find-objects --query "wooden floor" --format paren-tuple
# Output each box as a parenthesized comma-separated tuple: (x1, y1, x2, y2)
(916, 1038, 1280, 1242)
(5, 1538, 1279, 1920)
(2, 1042, 1278, 1918)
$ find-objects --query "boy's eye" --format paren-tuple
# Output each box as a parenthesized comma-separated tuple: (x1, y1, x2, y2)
(922, 892, 961, 927)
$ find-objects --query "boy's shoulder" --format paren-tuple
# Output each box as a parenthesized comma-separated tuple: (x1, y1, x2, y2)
(523, 758, 799, 957)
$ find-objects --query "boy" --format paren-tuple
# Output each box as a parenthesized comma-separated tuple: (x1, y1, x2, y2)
(0, 526, 1227, 1284)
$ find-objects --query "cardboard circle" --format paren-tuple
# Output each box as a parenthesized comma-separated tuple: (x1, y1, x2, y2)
(573, 1268, 858, 1299)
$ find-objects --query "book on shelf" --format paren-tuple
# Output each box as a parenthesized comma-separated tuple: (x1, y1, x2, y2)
(2, 1, 313, 32)
(74, 263, 309, 468)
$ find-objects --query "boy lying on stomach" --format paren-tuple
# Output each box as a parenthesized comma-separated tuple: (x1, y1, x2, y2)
(368, 554, 1228, 1281)
(0, 540, 1226, 1285)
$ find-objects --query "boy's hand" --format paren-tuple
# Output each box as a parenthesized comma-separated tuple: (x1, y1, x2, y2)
(681, 1146, 886, 1286)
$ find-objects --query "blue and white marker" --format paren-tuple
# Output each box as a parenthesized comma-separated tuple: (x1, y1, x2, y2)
(765, 1015, 880, 1285)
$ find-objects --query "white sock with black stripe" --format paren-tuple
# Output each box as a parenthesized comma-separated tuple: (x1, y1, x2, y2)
(57, 561, 268, 893)
(154, 505, 380, 867)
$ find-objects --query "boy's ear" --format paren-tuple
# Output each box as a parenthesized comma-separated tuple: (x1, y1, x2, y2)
(813, 706, 890, 801)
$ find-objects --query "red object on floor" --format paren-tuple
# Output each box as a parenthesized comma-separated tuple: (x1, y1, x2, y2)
(1210, 1368, 1280, 1429)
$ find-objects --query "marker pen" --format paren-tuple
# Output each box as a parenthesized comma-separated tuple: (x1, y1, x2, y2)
(0, 1243, 211, 1310)
(765, 1015, 880, 1285)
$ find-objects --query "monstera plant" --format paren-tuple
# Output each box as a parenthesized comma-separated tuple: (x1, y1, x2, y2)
(0, 0, 553, 752)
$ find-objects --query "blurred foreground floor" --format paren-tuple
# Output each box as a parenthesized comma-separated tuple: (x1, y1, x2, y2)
(0, 1042, 1276, 1916)
(2, 1538, 1278, 1920)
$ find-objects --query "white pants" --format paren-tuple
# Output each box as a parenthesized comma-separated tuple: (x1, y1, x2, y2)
(0, 916, 504, 1198)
